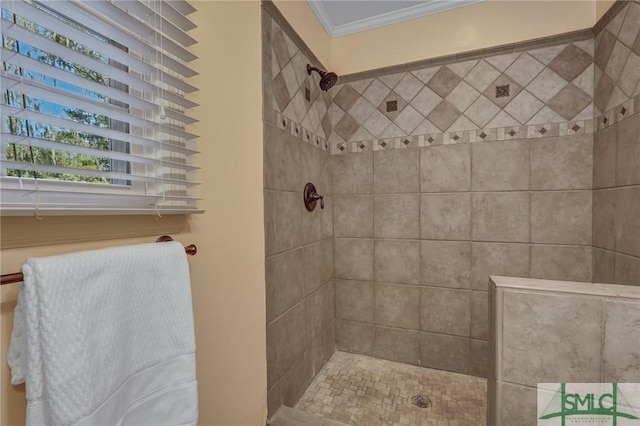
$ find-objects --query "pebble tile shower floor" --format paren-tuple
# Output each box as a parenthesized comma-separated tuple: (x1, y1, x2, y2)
(295, 352, 487, 426)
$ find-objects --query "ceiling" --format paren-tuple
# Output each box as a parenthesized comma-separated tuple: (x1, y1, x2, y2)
(307, 0, 483, 38)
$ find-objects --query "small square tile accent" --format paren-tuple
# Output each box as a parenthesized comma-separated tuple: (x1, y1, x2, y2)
(378, 91, 408, 120)
(495, 84, 510, 98)
(483, 74, 523, 108)
(295, 351, 486, 426)
(386, 100, 398, 112)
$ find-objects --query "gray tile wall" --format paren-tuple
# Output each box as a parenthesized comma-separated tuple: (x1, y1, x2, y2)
(592, 1, 640, 286)
(263, 1, 639, 407)
(263, 10, 335, 417)
(332, 131, 594, 377)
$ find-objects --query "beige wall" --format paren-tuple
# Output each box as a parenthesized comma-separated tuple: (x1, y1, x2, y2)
(0, 1, 267, 425)
(271, 0, 331, 68)
(274, 0, 618, 76)
(596, 0, 617, 20)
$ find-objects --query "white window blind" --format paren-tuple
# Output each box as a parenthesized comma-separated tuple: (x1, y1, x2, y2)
(0, 0, 201, 215)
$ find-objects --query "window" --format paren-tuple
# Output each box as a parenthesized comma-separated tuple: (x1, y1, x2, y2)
(0, 0, 200, 215)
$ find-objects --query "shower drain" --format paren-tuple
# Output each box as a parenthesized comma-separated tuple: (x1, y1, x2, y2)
(411, 395, 432, 408)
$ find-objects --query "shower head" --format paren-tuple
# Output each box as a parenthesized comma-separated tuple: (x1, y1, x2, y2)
(307, 64, 338, 92)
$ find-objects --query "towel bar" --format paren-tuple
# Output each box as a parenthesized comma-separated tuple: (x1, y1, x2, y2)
(0, 236, 197, 285)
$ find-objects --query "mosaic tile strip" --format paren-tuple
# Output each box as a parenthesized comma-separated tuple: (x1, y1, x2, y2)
(595, 93, 640, 131)
(296, 351, 486, 426)
(277, 112, 328, 151)
(331, 119, 594, 155)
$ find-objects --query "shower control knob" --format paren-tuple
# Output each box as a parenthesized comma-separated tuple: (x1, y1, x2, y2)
(303, 182, 325, 212)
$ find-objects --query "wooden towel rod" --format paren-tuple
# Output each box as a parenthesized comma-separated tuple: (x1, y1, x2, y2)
(0, 236, 197, 286)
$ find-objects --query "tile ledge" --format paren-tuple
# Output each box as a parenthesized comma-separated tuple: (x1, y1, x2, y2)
(489, 276, 640, 299)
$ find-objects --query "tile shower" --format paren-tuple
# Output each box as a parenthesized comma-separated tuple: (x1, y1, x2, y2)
(263, 0, 640, 423)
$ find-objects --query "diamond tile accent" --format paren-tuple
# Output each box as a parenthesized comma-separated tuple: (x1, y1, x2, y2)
(530, 44, 566, 65)
(393, 105, 425, 134)
(465, 96, 500, 128)
(273, 72, 291, 112)
(427, 100, 461, 132)
(291, 52, 309, 87)
(485, 111, 520, 129)
(606, 3, 627, 36)
(379, 72, 405, 89)
(349, 78, 373, 94)
(605, 85, 627, 112)
(411, 67, 440, 84)
(505, 53, 545, 86)
(448, 115, 477, 132)
(362, 109, 392, 138)
(483, 74, 523, 108)
(504, 90, 545, 124)
(427, 67, 462, 98)
(527, 106, 565, 125)
(448, 59, 479, 78)
(527, 68, 569, 104)
(445, 81, 480, 113)
(595, 30, 618, 69)
(271, 28, 293, 70)
(549, 44, 593, 82)
(348, 97, 376, 123)
(362, 79, 392, 108)
(413, 119, 441, 135)
(548, 83, 592, 120)
(633, 30, 640, 57)
(379, 122, 407, 138)
(594, 74, 615, 112)
(619, 2, 640, 47)
(604, 41, 630, 82)
(333, 85, 360, 112)
(334, 114, 360, 141)
(485, 52, 520, 71)
(617, 52, 640, 97)
(465, 60, 502, 92)
(411, 86, 443, 117)
(378, 91, 407, 120)
(281, 62, 299, 98)
(394, 73, 423, 102)
(321, 31, 603, 158)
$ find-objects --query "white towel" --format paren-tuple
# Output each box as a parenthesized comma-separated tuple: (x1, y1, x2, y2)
(8, 241, 198, 426)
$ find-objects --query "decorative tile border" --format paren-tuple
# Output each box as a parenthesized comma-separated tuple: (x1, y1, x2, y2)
(331, 119, 594, 154)
(595, 93, 640, 132)
(276, 112, 328, 151)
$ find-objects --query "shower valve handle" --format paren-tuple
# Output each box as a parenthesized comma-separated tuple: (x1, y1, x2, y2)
(303, 182, 324, 211)
(309, 192, 324, 209)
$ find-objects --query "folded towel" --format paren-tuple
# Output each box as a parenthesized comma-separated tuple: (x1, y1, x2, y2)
(8, 241, 198, 426)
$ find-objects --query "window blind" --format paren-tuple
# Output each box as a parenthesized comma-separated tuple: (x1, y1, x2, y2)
(0, 0, 201, 215)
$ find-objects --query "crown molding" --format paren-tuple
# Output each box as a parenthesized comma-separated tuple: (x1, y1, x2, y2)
(307, 0, 484, 38)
